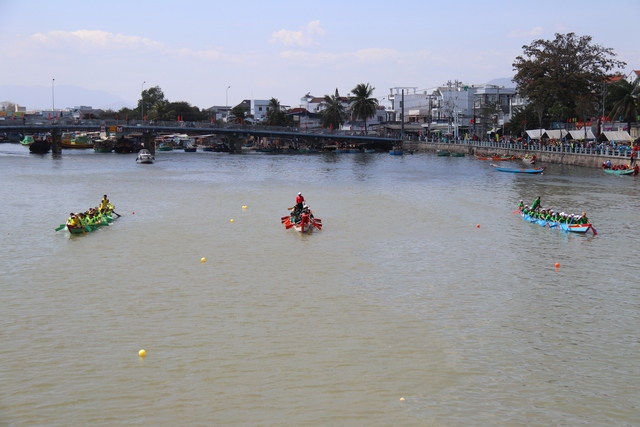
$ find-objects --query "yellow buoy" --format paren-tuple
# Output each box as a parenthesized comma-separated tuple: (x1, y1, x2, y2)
(230, 219, 234, 223)
(242, 205, 247, 209)
(139, 349, 146, 357)
(201, 257, 206, 263)
(399, 397, 405, 401)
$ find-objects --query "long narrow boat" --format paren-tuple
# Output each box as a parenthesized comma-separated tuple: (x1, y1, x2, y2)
(603, 168, 636, 176)
(281, 210, 322, 234)
(492, 164, 545, 173)
(521, 212, 597, 235)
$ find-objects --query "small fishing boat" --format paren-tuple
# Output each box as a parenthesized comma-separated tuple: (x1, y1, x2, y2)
(522, 154, 536, 164)
(491, 154, 516, 161)
(29, 139, 51, 154)
(20, 135, 35, 146)
(157, 143, 173, 151)
(183, 142, 197, 152)
(475, 154, 490, 160)
(451, 152, 465, 157)
(136, 149, 155, 164)
(492, 164, 545, 174)
(364, 148, 376, 153)
(437, 150, 451, 156)
(389, 148, 403, 155)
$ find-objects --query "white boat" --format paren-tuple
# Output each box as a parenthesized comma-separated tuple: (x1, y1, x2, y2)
(136, 149, 155, 164)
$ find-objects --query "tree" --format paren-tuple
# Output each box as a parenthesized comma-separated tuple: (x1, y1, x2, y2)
(266, 97, 289, 126)
(229, 105, 247, 124)
(320, 88, 346, 130)
(349, 83, 378, 134)
(513, 33, 626, 123)
(138, 86, 166, 119)
(607, 78, 640, 133)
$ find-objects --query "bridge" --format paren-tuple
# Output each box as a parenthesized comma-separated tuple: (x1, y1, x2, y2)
(0, 121, 401, 154)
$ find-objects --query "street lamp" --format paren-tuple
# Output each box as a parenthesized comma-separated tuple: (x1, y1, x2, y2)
(52, 78, 55, 113)
(226, 86, 230, 107)
(141, 81, 146, 123)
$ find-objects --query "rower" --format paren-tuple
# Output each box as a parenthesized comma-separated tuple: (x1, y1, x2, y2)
(531, 196, 541, 211)
(100, 195, 109, 211)
(295, 192, 305, 211)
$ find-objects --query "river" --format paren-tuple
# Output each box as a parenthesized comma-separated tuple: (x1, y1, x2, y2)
(1, 143, 639, 426)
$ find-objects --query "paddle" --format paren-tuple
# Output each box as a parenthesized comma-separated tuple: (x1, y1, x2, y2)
(285, 222, 296, 230)
(512, 209, 521, 214)
(55, 224, 66, 231)
(112, 211, 121, 218)
(590, 225, 598, 235)
(281, 216, 289, 221)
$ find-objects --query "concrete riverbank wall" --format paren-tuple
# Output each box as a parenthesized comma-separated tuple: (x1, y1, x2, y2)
(403, 141, 637, 169)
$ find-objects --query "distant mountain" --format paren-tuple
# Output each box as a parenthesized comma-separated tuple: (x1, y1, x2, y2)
(487, 77, 516, 88)
(0, 85, 135, 111)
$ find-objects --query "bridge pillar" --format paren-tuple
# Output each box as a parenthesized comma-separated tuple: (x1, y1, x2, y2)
(227, 134, 243, 154)
(143, 131, 154, 154)
(51, 128, 61, 154)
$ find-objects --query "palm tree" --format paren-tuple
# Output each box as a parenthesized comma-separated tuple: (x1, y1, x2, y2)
(266, 97, 286, 126)
(320, 88, 346, 131)
(607, 78, 640, 133)
(349, 83, 378, 135)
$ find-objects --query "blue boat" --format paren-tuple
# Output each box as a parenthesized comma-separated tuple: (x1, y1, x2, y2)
(521, 213, 596, 234)
(492, 164, 545, 173)
(389, 149, 403, 156)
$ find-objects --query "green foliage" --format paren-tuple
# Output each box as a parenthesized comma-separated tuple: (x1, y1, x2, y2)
(512, 33, 626, 122)
(607, 78, 640, 131)
(229, 105, 247, 124)
(266, 97, 292, 126)
(349, 83, 378, 134)
(320, 88, 346, 130)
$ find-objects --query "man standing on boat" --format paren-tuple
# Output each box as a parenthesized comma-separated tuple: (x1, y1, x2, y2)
(295, 192, 305, 211)
(531, 196, 541, 211)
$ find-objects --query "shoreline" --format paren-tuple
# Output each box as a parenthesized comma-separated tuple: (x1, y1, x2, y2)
(403, 140, 637, 169)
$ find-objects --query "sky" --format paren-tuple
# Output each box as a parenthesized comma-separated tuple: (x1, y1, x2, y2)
(1, 0, 639, 111)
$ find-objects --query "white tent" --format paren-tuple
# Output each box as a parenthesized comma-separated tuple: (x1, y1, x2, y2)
(600, 131, 632, 142)
(544, 130, 568, 139)
(568, 129, 596, 140)
(525, 129, 546, 140)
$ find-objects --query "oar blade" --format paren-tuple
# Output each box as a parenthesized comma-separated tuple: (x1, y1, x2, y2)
(55, 224, 66, 232)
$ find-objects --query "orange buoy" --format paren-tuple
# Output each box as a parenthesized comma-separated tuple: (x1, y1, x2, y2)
(555, 262, 560, 268)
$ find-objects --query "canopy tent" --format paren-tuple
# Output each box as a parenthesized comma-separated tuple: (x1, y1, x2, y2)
(544, 129, 568, 140)
(598, 131, 632, 142)
(525, 129, 546, 140)
(568, 129, 596, 140)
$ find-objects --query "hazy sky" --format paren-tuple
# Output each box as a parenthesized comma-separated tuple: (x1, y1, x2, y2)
(1, 0, 638, 110)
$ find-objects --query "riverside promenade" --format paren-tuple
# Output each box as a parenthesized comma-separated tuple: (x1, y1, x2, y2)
(403, 139, 637, 169)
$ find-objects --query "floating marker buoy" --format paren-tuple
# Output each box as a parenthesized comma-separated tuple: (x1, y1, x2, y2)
(400, 397, 405, 401)
(242, 205, 247, 209)
(476, 224, 480, 228)
(555, 262, 560, 268)
(139, 349, 146, 357)
(132, 212, 135, 215)
(230, 219, 234, 223)
(201, 257, 206, 263)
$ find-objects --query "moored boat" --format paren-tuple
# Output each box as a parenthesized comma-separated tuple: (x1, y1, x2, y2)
(437, 150, 451, 156)
(522, 154, 536, 164)
(20, 135, 35, 146)
(492, 164, 545, 174)
(29, 139, 51, 154)
(451, 152, 465, 157)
